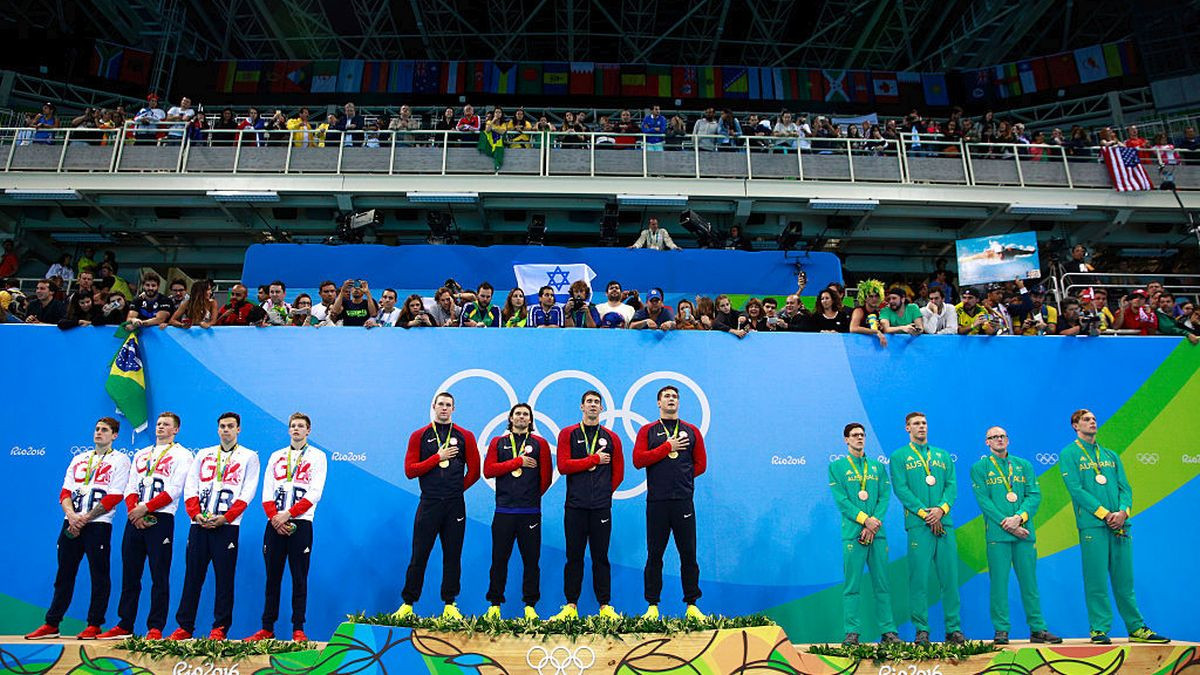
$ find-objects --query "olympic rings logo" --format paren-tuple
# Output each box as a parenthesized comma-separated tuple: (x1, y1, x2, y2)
(432, 369, 710, 500)
(1136, 453, 1159, 465)
(526, 644, 596, 674)
(1035, 453, 1058, 465)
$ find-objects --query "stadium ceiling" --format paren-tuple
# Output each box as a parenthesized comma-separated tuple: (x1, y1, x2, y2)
(11, 0, 1134, 69)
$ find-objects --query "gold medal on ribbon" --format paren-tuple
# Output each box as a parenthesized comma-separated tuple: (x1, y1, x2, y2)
(439, 459, 450, 469)
(668, 451, 679, 459)
(911, 443, 937, 487)
(433, 424, 453, 469)
(1095, 474, 1107, 485)
(1076, 440, 1109, 487)
(512, 468, 523, 478)
(663, 420, 682, 460)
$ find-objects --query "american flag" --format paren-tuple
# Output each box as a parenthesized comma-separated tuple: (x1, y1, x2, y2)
(1102, 145, 1152, 192)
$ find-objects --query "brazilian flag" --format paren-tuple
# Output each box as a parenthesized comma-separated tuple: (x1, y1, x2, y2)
(477, 127, 505, 171)
(106, 327, 148, 432)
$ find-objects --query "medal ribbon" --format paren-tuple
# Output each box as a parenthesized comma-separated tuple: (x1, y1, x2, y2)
(909, 442, 934, 479)
(661, 420, 681, 441)
(582, 424, 600, 456)
(83, 449, 110, 486)
(988, 454, 1014, 494)
(144, 443, 175, 480)
(286, 443, 308, 482)
(214, 445, 236, 490)
(847, 453, 868, 493)
(432, 423, 453, 455)
(509, 433, 527, 461)
(1074, 439, 1105, 481)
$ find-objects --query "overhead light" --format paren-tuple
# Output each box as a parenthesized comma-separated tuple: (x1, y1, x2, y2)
(407, 191, 479, 204)
(207, 190, 279, 203)
(1006, 203, 1078, 216)
(809, 198, 878, 211)
(617, 194, 688, 207)
(50, 232, 113, 243)
(5, 188, 81, 201)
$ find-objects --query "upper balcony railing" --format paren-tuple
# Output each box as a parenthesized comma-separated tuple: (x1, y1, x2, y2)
(3, 125, 1198, 191)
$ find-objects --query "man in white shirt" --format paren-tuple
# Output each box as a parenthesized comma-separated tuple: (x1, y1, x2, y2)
(692, 108, 719, 151)
(368, 288, 402, 328)
(169, 412, 259, 641)
(921, 287, 959, 335)
(629, 218, 681, 251)
(262, 280, 292, 326)
(133, 94, 166, 144)
(164, 96, 195, 143)
(98, 412, 194, 640)
(309, 280, 338, 327)
(25, 417, 132, 640)
(244, 413, 327, 643)
(598, 280, 635, 328)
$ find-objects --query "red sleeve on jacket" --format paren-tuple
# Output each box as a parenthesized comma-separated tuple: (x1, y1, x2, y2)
(405, 427, 439, 479)
(263, 501, 279, 518)
(461, 429, 480, 491)
(609, 430, 625, 492)
(125, 494, 138, 511)
(224, 499, 247, 522)
(689, 423, 707, 477)
(100, 494, 123, 511)
(145, 492, 172, 512)
(289, 498, 313, 517)
(483, 437, 518, 479)
(59, 489, 73, 504)
(185, 496, 200, 519)
(557, 426, 599, 474)
(538, 437, 553, 495)
(632, 424, 669, 468)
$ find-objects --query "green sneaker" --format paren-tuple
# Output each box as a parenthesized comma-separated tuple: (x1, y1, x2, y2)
(548, 605, 578, 621)
(392, 604, 414, 620)
(441, 604, 463, 620)
(523, 606, 539, 621)
(484, 606, 501, 621)
(1090, 631, 1111, 645)
(598, 605, 620, 621)
(685, 605, 707, 621)
(641, 605, 659, 620)
(1130, 627, 1169, 644)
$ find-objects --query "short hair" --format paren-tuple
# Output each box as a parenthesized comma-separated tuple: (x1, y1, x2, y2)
(79, 270, 94, 279)
(218, 411, 241, 426)
(1070, 409, 1092, 425)
(506, 403, 535, 432)
(928, 287, 943, 297)
(477, 281, 494, 293)
(762, 297, 778, 307)
(97, 416, 120, 434)
(435, 286, 453, 301)
(319, 280, 337, 291)
(434, 391, 455, 405)
(142, 271, 161, 284)
(169, 278, 186, 289)
(887, 287, 906, 298)
(36, 279, 51, 290)
(843, 422, 864, 437)
(382, 288, 397, 299)
(657, 385, 679, 400)
(905, 411, 926, 424)
(158, 411, 181, 428)
(270, 280, 286, 292)
(258, 284, 269, 293)
(538, 285, 554, 296)
(581, 389, 602, 405)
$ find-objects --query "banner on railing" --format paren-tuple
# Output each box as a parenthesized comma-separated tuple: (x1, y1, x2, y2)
(956, 231, 1042, 286)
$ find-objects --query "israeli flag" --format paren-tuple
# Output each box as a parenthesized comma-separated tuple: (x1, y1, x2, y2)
(513, 263, 597, 303)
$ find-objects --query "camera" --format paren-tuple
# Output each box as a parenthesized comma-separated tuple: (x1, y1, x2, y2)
(443, 278, 463, 296)
(1079, 310, 1101, 336)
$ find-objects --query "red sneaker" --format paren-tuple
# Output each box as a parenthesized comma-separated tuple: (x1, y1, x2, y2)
(96, 626, 132, 641)
(242, 630, 275, 642)
(208, 627, 227, 641)
(292, 630, 309, 642)
(24, 625, 60, 640)
(145, 628, 163, 640)
(166, 628, 193, 641)
(76, 626, 103, 640)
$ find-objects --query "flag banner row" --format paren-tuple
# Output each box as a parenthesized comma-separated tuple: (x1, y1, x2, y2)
(960, 40, 1138, 103)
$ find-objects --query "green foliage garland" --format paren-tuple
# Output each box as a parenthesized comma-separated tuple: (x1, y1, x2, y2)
(808, 640, 1000, 662)
(114, 637, 317, 662)
(349, 611, 776, 639)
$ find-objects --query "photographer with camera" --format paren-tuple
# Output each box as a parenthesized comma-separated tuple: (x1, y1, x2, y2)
(563, 281, 600, 328)
(329, 279, 377, 327)
(215, 284, 255, 326)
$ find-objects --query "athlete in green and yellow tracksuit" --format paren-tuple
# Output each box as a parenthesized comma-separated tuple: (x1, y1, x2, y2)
(1059, 409, 1169, 645)
(889, 413, 963, 644)
(969, 426, 1060, 644)
(828, 423, 900, 646)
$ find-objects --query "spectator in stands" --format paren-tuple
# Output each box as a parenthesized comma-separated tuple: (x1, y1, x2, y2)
(69, 108, 100, 144)
(674, 299, 701, 330)
(880, 287, 923, 336)
(529, 286, 562, 328)
(288, 294, 313, 326)
(256, 284, 270, 305)
(956, 287, 992, 335)
(126, 271, 172, 329)
(57, 292, 105, 330)
(287, 107, 319, 148)
(1055, 298, 1085, 336)
(742, 297, 769, 331)
(1067, 126, 1091, 158)
(1180, 300, 1200, 336)
(773, 110, 799, 152)
(460, 281, 500, 327)
(369, 288, 402, 327)
(185, 111, 209, 144)
(431, 106, 456, 140)
(629, 217, 681, 250)
(1112, 289, 1157, 335)
(693, 108, 719, 151)
(45, 253, 74, 282)
(430, 286, 460, 327)
(68, 269, 95, 307)
(500, 288, 528, 327)
(456, 104, 481, 146)
(1124, 125, 1148, 151)
(236, 107, 266, 146)
(330, 279, 376, 327)
(560, 111, 587, 148)
(776, 293, 810, 331)
(762, 297, 784, 330)
(1154, 293, 1199, 344)
(1145, 279, 1164, 300)
(169, 279, 217, 329)
(665, 115, 687, 151)
(265, 109, 288, 144)
(690, 295, 714, 329)
(166, 278, 188, 314)
(32, 102, 57, 144)
(849, 280, 887, 346)
(630, 288, 675, 330)
(981, 283, 1012, 334)
(1098, 127, 1122, 149)
(100, 291, 128, 325)
(596, 280, 634, 328)
(261, 280, 291, 326)
(927, 269, 956, 304)
(1065, 244, 1094, 273)
(563, 280, 600, 328)
(722, 225, 752, 251)
(485, 107, 513, 145)
(1178, 127, 1199, 164)
(712, 294, 744, 337)
(335, 102, 365, 146)
(1017, 285, 1056, 335)
(163, 96, 195, 145)
(216, 283, 257, 326)
(308, 280, 337, 326)
(1079, 288, 1112, 332)
(716, 109, 742, 151)
(921, 287, 957, 334)
(0, 240, 17, 278)
(395, 293, 433, 328)
(641, 105, 666, 151)
(510, 109, 533, 148)
(0, 290, 17, 323)
(610, 109, 636, 148)
(133, 94, 165, 144)
(211, 108, 238, 145)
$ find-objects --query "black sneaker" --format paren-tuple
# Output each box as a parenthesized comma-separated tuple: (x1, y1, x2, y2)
(1031, 630, 1062, 644)
(1090, 631, 1112, 645)
(914, 630, 931, 645)
(842, 632, 860, 646)
(880, 632, 902, 645)
(993, 630, 1009, 645)
(946, 630, 966, 645)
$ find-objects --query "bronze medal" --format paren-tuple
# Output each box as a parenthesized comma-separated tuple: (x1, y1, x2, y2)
(857, 490, 869, 501)
(925, 474, 937, 486)
(1095, 474, 1107, 485)
(1006, 491, 1018, 503)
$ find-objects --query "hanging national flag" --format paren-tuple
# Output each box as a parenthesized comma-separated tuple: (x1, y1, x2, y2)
(1102, 146, 1152, 191)
(771, 68, 785, 100)
(872, 71, 899, 103)
(413, 61, 442, 94)
(672, 66, 697, 98)
(1103, 41, 1137, 78)
(647, 65, 672, 98)
(595, 64, 621, 96)
(960, 68, 990, 103)
(803, 69, 826, 101)
(91, 42, 124, 80)
(543, 62, 569, 95)
(337, 59, 364, 92)
(698, 66, 719, 98)
(361, 61, 389, 93)
(993, 63, 1021, 99)
(823, 70, 848, 102)
(468, 61, 493, 93)
(518, 62, 543, 95)
(748, 67, 762, 100)
(119, 48, 152, 86)
(494, 62, 518, 94)
(921, 72, 949, 106)
(388, 61, 414, 93)
(1075, 45, 1108, 83)
(477, 127, 505, 171)
(216, 62, 236, 94)
(233, 61, 263, 94)
(620, 64, 647, 96)
(850, 71, 872, 103)
(310, 61, 339, 92)
(1017, 58, 1049, 95)
(106, 329, 148, 433)
(1045, 52, 1079, 88)
(442, 61, 465, 94)
(722, 66, 749, 99)
(570, 62, 595, 95)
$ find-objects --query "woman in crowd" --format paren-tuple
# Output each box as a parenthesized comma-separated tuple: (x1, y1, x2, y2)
(168, 279, 217, 328)
(212, 108, 238, 145)
(713, 294, 742, 333)
(238, 107, 266, 146)
(58, 293, 106, 330)
(510, 109, 533, 148)
(742, 297, 769, 331)
(100, 291, 128, 325)
(849, 280, 888, 346)
(809, 288, 850, 333)
(398, 294, 435, 328)
(501, 287, 527, 327)
(290, 293, 314, 326)
(675, 299, 702, 330)
(694, 296, 716, 330)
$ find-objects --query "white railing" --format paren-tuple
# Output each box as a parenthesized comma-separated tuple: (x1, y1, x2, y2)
(1, 125, 1198, 190)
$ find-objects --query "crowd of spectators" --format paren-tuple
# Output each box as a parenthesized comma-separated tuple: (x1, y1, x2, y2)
(14, 94, 1200, 164)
